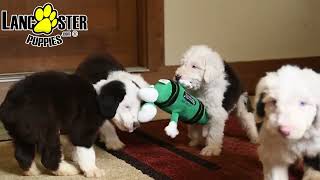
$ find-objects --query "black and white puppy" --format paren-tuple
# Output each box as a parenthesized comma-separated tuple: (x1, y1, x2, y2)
(0, 71, 125, 177)
(76, 54, 150, 150)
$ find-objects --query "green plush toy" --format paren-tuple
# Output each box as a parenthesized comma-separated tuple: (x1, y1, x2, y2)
(138, 79, 208, 138)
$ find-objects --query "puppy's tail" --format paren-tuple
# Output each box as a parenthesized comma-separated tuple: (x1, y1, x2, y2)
(236, 92, 259, 144)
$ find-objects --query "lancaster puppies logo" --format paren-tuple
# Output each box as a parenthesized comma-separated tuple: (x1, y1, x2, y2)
(1, 3, 88, 47)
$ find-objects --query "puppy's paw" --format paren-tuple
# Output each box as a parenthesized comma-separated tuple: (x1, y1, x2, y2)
(23, 162, 41, 176)
(250, 136, 259, 144)
(165, 122, 179, 138)
(52, 161, 80, 176)
(105, 139, 125, 151)
(200, 146, 221, 156)
(303, 168, 320, 180)
(84, 167, 105, 178)
(188, 140, 200, 147)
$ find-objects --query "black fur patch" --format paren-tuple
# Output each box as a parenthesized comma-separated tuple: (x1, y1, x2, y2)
(75, 53, 125, 84)
(0, 71, 124, 172)
(256, 93, 266, 118)
(222, 62, 244, 111)
(97, 80, 126, 119)
(304, 155, 320, 171)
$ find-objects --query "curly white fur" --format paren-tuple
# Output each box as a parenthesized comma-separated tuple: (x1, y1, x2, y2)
(175, 45, 259, 156)
(94, 71, 149, 150)
(255, 65, 320, 180)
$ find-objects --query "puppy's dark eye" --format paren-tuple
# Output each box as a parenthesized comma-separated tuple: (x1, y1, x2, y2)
(300, 101, 306, 106)
(125, 105, 131, 109)
(192, 65, 197, 69)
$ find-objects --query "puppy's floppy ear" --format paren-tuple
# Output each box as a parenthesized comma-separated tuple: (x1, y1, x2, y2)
(203, 49, 225, 83)
(254, 76, 270, 119)
(97, 81, 126, 119)
(256, 93, 266, 118)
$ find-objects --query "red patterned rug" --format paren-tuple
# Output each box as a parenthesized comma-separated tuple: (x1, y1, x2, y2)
(96, 116, 304, 180)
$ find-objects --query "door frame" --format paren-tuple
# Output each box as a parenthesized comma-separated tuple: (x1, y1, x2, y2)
(137, 0, 164, 71)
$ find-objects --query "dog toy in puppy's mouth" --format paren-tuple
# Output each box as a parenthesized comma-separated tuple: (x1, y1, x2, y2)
(138, 79, 208, 138)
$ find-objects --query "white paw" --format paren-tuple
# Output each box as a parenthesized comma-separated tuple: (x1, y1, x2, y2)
(200, 146, 221, 156)
(179, 80, 193, 89)
(105, 139, 125, 151)
(23, 162, 41, 176)
(250, 136, 259, 144)
(165, 122, 179, 138)
(52, 161, 80, 176)
(84, 167, 105, 178)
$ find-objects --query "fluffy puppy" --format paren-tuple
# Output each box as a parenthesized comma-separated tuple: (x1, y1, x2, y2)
(76, 54, 149, 150)
(255, 65, 320, 180)
(174, 45, 259, 156)
(0, 71, 125, 177)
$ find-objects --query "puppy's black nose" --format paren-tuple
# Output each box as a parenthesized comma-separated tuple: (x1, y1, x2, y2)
(133, 122, 140, 129)
(175, 74, 181, 81)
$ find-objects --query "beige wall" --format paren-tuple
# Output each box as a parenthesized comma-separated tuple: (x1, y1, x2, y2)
(164, 0, 320, 65)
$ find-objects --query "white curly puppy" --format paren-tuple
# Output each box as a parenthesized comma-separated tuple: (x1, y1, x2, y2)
(255, 65, 320, 180)
(174, 45, 259, 156)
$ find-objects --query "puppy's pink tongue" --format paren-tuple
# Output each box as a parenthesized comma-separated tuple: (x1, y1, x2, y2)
(278, 126, 291, 137)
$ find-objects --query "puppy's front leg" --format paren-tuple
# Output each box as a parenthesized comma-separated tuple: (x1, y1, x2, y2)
(100, 121, 125, 150)
(201, 107, 228, 156)
(72, 146, 105, 178)
(262, 161, 289, 180)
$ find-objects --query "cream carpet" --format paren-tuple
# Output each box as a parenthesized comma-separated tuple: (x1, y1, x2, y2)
(0, 141, 153, 180)
(0, 122, 10, 141)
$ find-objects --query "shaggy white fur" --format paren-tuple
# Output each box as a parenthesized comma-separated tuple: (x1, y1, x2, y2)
(255, 65, 320, 180)
(52, 160, 79, 176)
(94, 71, 150, 150)
(175, 45, 259, 156)
(72, 146, 104, 178)
(23, 161, 41, 176)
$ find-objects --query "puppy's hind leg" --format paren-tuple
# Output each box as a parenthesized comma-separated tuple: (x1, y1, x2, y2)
(100, 120, 125, 150)
(201, 107, 228, 156)
(14, 140, 41, 176)
(41, 133, 79, 176)
(187, 124, 205, 147)
(236, 93, 259, 143)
